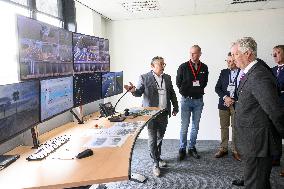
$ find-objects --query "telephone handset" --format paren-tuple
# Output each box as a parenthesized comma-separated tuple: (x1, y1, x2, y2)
(99, 102, 115, 117)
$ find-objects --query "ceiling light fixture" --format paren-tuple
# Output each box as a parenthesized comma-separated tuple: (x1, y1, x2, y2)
(121, 0, 160, 13)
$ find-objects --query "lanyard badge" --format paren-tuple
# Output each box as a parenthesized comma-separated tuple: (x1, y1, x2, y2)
(188, 61, 202, 87)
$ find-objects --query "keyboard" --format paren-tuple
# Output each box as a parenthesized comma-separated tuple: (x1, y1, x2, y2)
(26, 135, 70, 161)
(0, 154, 20, 170)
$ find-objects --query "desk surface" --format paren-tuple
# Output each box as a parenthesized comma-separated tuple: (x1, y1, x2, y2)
(0, 107, 161, 189)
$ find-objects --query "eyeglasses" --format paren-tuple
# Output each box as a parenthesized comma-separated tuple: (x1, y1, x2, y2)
(271, 53, 277, 57)
(225, 60, 235, 63)
(157, 63, 166, 67)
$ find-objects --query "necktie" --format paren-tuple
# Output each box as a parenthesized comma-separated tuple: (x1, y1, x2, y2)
(240, 73, 245, 81)
(277, 65, 283, 77)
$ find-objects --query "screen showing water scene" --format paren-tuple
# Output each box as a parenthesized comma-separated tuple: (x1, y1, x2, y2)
(40, 76, 73, 121)
(0, 81, 39, 145)
(73, 72, 102, 107)
(115, 71, 123, 95)
(102, 72, 116, 98)
(17, 15, 73, 80)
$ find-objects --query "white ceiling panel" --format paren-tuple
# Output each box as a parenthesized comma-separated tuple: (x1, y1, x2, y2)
(76, 0, 284, 21)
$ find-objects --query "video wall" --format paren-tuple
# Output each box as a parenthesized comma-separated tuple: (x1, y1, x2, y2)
(40, 76, 73, 121)
(74, 73, 102, 107)
(0, 15, 123, 145)
(73, 33, 110, 73)
(0, 81, 40, 144)
(102, 71, 123, 98)
(17, 15, 73, 80)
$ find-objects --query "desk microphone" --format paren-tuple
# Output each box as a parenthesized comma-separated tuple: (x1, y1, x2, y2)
(108, 86, 133, 122)
(113, 86, 133, 114)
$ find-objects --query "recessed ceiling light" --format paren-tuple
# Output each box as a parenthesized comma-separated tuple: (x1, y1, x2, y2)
(121, 0, 160, 13)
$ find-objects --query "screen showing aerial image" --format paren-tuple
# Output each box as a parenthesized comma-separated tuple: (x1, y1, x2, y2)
(102, 72, 116, 98)
(17, 15, 73, 80)
(73, 33, 110, 73)
(115, 71, 123, 95)
(40, 76, 73, 121)
(0, 81, 40, 144)
(74, 72, 102, 107)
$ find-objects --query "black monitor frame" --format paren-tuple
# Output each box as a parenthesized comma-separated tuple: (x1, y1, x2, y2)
(0, 80, 40, 145)
(73, 72, 102, 107)
(17, 15, 73, 80)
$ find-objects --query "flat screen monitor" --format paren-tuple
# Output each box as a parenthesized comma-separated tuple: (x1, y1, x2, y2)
(102, 72, 116, 98)
(115, 71, 123, 95)
(17, 15, 73, 80)
(0, 81, 40, 145)
(40, 76, 73, 122)
(73, 33, 110, 73)
(74, 73, 102, 107)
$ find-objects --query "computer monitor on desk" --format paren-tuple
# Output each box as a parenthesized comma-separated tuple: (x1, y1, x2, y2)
(0, 81, 40, 145)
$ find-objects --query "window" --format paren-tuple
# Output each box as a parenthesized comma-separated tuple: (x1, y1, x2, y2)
(0, 1, 29, 84)
(10, 0, 28, 6)
(36, 0, 61, 18)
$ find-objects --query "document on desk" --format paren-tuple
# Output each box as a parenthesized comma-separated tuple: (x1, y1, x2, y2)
(83, 121, 146, 148)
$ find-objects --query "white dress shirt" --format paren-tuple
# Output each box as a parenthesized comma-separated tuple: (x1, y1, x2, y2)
(152, 71, 167, 110)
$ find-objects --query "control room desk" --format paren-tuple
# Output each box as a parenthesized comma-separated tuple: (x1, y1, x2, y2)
(0, 107, 162, 189)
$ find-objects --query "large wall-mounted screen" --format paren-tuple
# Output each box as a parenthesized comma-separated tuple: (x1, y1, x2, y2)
(0, 81, 40, 145)
(73, 33, 110, 73)
(40, 76, 73, 121)
(17, 15, 73, 80)
(74, 73, 102, 107)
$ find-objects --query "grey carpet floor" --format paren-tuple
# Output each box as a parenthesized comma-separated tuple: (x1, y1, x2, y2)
(102, 139, 284, 189)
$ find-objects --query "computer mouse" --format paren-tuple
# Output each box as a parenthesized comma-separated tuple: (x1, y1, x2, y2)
(76, 149, 93, 159)
(124, 108, 130, 116)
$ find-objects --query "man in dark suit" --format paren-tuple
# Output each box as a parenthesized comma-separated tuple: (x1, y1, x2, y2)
(271, 45, 284, 175)
(124, 56, 179, 177)
(214, 52, 241, 161)
(230, 37, 284, 189)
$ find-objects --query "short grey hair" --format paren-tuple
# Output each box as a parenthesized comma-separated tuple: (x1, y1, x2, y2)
(233, 37, 257, 57)
(151, 56, 164, 65)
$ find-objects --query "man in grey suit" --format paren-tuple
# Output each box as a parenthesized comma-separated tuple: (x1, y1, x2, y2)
(124, 56, 179, 177)
(231, 37, 284, 188)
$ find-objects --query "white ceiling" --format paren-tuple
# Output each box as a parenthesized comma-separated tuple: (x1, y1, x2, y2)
(76, 0, 284, 21)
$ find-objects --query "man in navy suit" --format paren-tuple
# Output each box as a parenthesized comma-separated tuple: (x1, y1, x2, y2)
(271, 45, 284, 176)
(214, 52, 241, 161)
(231, 37, 284, 189)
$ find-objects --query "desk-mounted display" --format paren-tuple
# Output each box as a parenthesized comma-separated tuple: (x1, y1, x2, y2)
(0, 81, 39, 145)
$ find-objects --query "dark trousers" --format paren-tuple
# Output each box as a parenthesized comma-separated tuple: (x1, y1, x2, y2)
(147, 112, 168, 166)
(244, 156, 272, 189)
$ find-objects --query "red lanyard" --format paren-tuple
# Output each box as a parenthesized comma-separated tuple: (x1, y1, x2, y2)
(188, 61, 202, 81)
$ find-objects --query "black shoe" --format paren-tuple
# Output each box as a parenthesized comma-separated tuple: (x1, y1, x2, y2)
(178, 148, 186, 161)
(188, 147, 200, 159)
(232, 179, 244, 186)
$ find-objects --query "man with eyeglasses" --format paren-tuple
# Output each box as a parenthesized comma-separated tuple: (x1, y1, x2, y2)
(124, 56, 179, 177)
(214, 52, 241, 161)
(176, 45, 209, 160)
(271, 45, 284, 176)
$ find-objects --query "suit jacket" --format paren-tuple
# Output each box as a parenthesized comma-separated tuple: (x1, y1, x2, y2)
(215, 68, 240, 110)
(272, 65, 284, 106)
(235, 61, 284, 157)
(132, 71, 179, 117)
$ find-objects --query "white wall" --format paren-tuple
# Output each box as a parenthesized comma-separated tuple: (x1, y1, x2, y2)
(106, 8, 284, 140)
